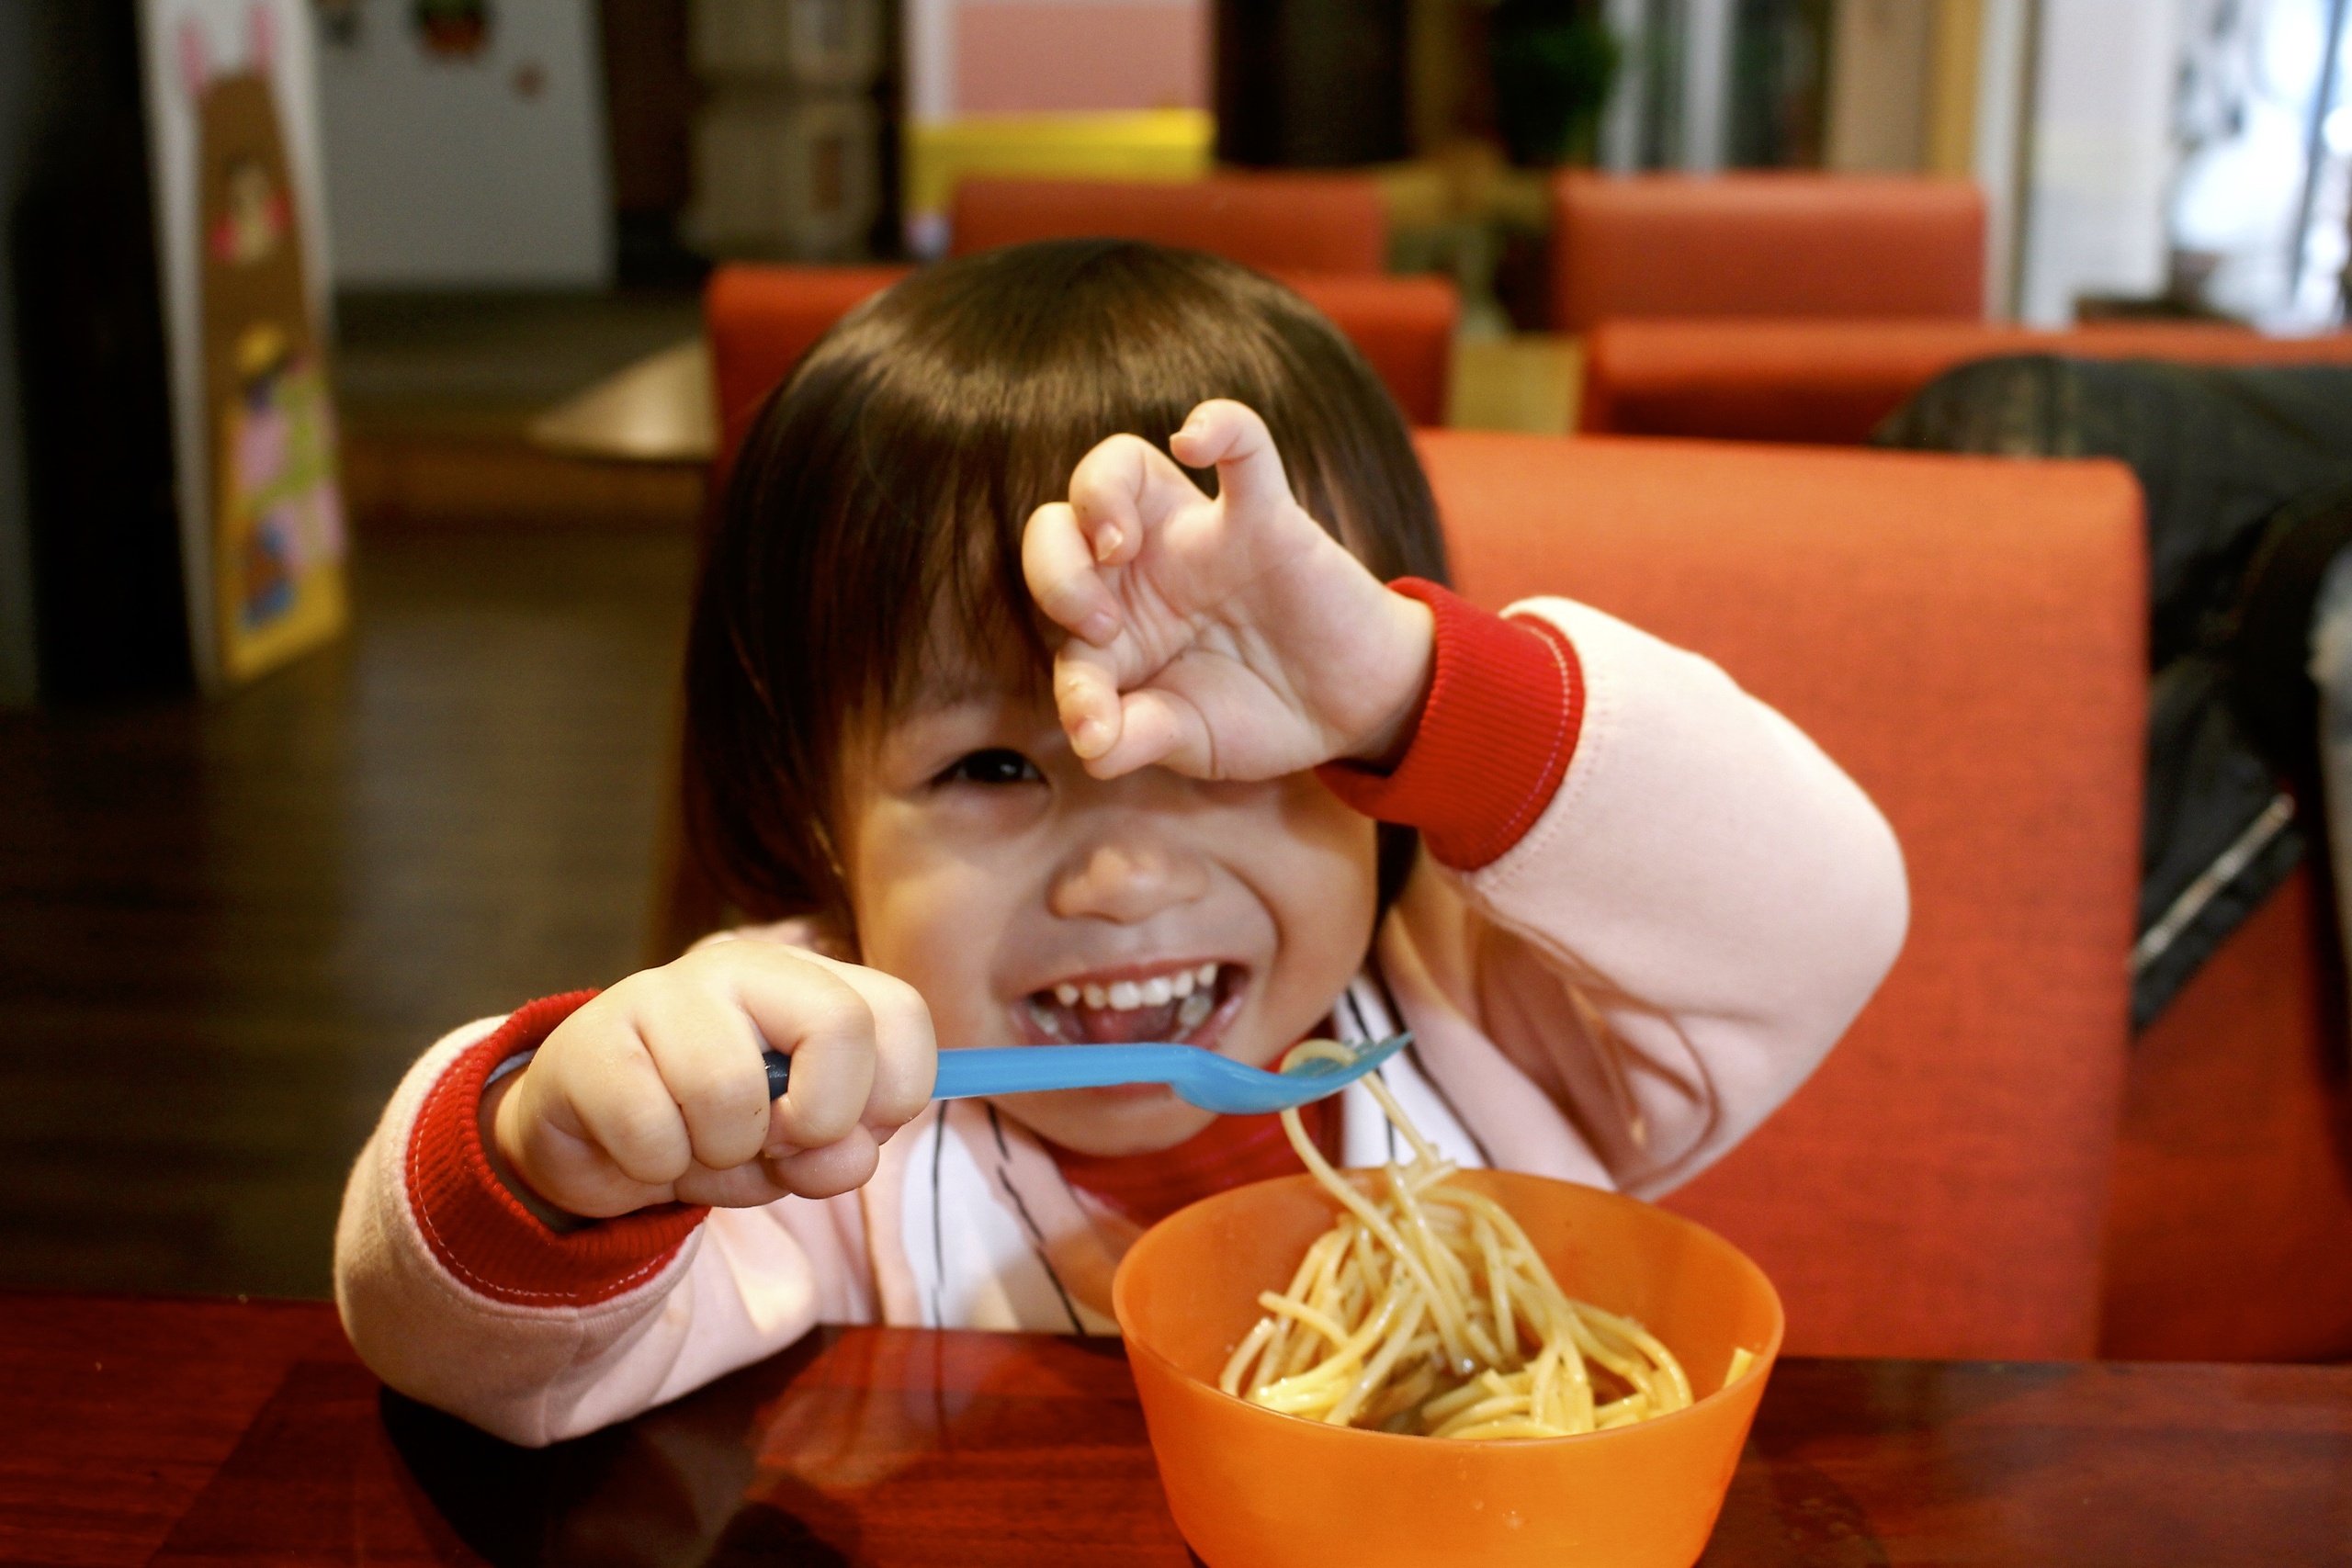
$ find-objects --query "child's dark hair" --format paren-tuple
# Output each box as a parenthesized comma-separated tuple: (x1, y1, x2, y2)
(684, 239, 1449, 932)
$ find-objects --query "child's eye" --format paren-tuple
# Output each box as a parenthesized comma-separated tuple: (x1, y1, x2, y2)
(934, 749, 1044, 787)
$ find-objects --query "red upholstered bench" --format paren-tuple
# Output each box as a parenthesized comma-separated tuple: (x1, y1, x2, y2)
(1549, 173, 1986, 333)
(1581, 317, 2352, 444)
(1427, 432, 2143, 1360)
(688, 265, 2352, 1362)
(705, 262, 1456, 461)
(1568, 321, 2352, 1360)
(950, 174, 1386, 275)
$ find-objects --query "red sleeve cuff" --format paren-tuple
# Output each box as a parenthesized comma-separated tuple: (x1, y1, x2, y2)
(405, 990, 709, 1307)
(1315, 579, 1584, 872)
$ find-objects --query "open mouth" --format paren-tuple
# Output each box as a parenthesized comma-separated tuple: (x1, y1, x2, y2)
(1021, 960, 1243, 1046)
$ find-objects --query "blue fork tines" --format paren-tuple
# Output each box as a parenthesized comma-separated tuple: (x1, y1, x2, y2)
(760, 1033, 1411, 1117)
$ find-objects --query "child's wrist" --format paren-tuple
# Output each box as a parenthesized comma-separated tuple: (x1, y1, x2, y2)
(1340, 588, 1437, 772)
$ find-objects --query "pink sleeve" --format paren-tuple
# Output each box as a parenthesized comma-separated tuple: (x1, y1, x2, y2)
(1374, 596, 1909, 1196)
(336, 998, 847, 1446)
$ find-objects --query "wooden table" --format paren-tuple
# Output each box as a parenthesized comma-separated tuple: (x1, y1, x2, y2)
(4, 1293, 2346, 1566)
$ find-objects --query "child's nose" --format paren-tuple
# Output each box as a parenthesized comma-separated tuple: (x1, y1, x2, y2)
(1046, 840, 1210, 924)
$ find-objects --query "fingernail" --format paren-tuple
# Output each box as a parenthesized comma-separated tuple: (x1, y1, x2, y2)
(1078, 610, 1117, 644)
(1073, 717, 1110, 758)
(1094, 526, 1122, 562)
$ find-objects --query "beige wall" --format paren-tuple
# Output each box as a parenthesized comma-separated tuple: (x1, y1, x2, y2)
(1826, 0, 1988, 177)
(1826, 0, 1933, 172)
(912, 0, 1208, 119)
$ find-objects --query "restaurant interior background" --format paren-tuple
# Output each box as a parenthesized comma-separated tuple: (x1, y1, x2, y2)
(0, 0, 2347, 1351)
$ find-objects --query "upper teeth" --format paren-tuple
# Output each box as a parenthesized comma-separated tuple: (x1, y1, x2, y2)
(1053, 963, 1221, 1012)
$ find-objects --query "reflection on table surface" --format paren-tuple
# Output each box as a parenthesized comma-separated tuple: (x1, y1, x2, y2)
(5, 1293, 2348, 1567)
(382, 1327, 1187, 1567)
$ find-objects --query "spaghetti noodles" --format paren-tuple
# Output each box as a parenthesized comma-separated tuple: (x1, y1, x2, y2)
(1217, 1042, 1694, 1439)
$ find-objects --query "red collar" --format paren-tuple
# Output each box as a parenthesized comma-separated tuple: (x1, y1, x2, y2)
(1044, 1097, 1341, 1227)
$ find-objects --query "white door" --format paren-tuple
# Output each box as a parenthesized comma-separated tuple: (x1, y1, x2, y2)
(314, 0, 612, 287)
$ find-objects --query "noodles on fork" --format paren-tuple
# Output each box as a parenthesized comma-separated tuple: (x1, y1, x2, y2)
(1217, 1041, 1694, 1439)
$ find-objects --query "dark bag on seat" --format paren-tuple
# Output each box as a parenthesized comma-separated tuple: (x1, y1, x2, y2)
(1876, 357, 2352, 1027)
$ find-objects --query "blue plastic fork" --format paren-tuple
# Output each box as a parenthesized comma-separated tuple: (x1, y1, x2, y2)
(761, 1033, 1411, 1116)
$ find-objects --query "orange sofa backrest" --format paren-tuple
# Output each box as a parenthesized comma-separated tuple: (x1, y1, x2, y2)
(950, 175, 1387, 274)
(1581, 317, 2352, 444)
(2109, 864, 2352, 1360)
(706, 264, 915, 478)
(704, 263, 1456, 476)
(1419, 431, 2144, 1359)
(1550, 174, 1986, 332)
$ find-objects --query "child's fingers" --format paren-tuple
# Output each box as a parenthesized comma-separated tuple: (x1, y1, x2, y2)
(1079, 688, 1202, 780)
(768, 952, 936, 1131)
(494, 1060, 680, 1216)
(1068, 434, 1199, 567)
(560, 1024, 699, 1188)
(765, 1127, 883, 1200)
(631, 975, 783, 1175)
(1022, 502, 1121, 645)
(1169, 400, 1293, 521)
(672, 1156, 797, 1210)
(1053, 641, 1127, 761)
(731, 954, 879, 1152)
(670, 1127, 880, 1206)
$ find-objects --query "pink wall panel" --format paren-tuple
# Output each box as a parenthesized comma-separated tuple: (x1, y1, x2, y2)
(956, 3, 1208, 115)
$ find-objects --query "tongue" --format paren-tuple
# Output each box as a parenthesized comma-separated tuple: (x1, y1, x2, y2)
(1052, 998, 1186, 1044)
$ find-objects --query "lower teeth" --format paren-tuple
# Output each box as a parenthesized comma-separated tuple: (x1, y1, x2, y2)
(1028, 978, 1219, 1041)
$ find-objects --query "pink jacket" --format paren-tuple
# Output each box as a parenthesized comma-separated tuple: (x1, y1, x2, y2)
(334, 591, 1908, 1445)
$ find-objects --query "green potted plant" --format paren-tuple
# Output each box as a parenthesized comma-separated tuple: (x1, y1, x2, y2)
(1490, 0, 1621, 167)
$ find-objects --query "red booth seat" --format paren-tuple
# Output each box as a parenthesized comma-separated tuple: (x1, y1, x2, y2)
(1277, 273, 1455, 436)
(1426, 431, 2143, 1360)
(1582, 317, 2352, 444)
(1551, 173, 1986, 333)
(705, 263, 1456, 472)
(2108, 866, 2352, 1360)
(950, 175, 1386, 274)
(707, 265, 913, 473)
(1442, 430, 2352, 1362)
(1575, 319, 2352, 1360)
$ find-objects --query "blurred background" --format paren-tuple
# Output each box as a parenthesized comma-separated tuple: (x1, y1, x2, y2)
(0, 0, 2347, 1307)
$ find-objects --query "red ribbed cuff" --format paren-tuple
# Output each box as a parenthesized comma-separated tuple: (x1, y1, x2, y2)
(405, 990, 708, 1307)
(1316, 579, 1584, 871)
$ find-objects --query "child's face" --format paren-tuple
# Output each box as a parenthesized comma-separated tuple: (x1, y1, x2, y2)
(837, 642, 1379, 1157)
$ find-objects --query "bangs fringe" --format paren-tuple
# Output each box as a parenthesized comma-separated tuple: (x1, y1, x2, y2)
(686, 240, 1447, 925)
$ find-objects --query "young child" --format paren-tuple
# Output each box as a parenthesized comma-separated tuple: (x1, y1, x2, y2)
(335, 240, 1906, 1447)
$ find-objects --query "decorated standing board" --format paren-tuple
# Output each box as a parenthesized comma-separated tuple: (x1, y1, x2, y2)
(141, 0, 345, 689)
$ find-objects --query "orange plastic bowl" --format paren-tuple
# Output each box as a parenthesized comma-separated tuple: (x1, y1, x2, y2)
(1113, 1168, 1783, 1568)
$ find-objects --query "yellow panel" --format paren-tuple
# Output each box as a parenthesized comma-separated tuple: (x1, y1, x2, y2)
(1926, 0, 1984, 179)
(905, 109, 1216, 219)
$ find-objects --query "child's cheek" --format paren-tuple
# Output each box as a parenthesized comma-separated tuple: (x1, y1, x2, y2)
(855, 874, 1000, 1050)
(1252, 777, 1383, 1040)
(838, 798, 994, 1043)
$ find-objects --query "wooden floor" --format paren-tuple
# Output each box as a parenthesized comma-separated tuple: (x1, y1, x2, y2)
(0, 531, 696, 1299)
